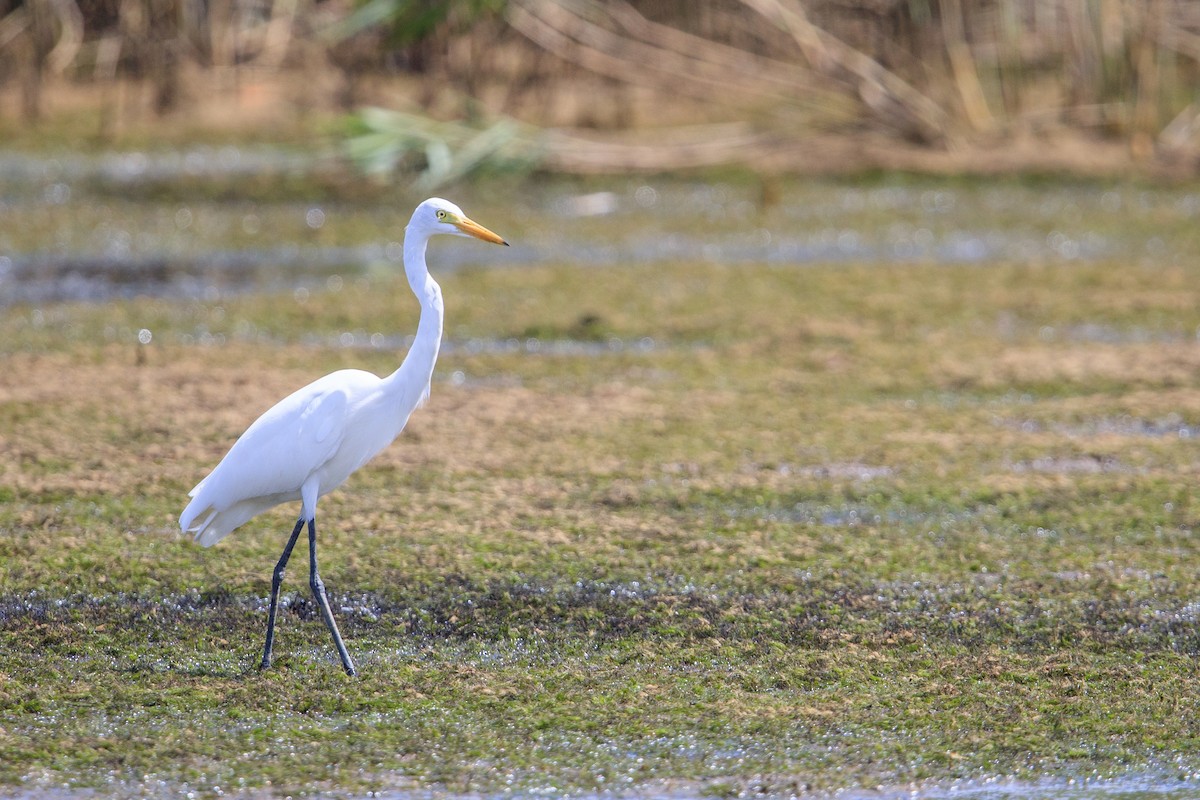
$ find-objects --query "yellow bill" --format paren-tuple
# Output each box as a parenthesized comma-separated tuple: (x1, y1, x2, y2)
(454, 217, 508, 246)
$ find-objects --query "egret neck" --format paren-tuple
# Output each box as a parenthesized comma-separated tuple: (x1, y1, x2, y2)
(385, 224, 445, 402)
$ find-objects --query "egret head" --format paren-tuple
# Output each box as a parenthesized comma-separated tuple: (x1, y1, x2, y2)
(410, 198, 508, 246)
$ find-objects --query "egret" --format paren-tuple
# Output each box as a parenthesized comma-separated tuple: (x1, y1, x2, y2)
(179, 198, 507, 676)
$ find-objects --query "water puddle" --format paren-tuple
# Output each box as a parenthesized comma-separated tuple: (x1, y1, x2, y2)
(997, 415, 1197, 440)
(0, 145, 315, 186)
(721, 494, 985, 531)
(1006, 455, 1132, 475)
(7, 773, 1200, 800)
(372, 774, 1200, 800)
(852, 775, 1200, 800)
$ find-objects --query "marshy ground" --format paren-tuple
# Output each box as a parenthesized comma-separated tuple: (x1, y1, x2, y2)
(2, 173, 1200, 798)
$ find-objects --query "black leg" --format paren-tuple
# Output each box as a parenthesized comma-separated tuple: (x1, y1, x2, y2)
(261, 517, 306, 670)
(308, 518, 357, 676)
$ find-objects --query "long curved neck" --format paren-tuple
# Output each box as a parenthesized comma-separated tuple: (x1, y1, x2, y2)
(386, 229, 444, 397)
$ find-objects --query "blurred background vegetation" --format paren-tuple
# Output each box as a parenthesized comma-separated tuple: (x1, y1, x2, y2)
(1, 0, 1199, 180)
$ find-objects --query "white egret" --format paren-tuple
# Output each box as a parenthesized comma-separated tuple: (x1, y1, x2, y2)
(179, 198, 508, 676)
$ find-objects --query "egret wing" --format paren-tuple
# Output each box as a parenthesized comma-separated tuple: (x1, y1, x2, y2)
(189, 374, 359, 509)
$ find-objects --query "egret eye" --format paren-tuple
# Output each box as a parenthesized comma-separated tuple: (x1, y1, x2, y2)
(436, 210, 447, 220)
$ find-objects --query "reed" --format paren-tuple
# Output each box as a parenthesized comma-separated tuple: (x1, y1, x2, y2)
(1, 1, 1197, 170)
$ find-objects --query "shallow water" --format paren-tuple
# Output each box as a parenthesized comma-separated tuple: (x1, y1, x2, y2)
(844, 775, 1200, 800)
(2, 147, 1199, 307)
(8, 773, 1200, 800)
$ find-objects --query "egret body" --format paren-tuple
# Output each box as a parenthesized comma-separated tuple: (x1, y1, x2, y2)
(179, 198, 507, 675)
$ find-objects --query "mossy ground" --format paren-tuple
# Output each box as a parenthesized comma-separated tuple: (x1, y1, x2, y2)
(2, 233, 1200, 796)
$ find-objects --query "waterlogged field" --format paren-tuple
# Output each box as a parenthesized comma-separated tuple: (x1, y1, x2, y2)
(2, 171, 1200, 798)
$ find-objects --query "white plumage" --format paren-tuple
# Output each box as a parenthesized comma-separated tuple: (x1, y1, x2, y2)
(179, 198, 507, 675)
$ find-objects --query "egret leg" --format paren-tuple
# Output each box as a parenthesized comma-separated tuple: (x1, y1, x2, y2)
(261, 517, 306, 670)
(308, 518, 357, 676)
